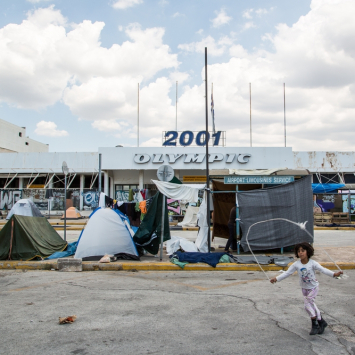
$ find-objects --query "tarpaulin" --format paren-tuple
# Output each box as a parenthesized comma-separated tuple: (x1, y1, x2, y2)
(238, 176, 313, 252)
(312, 183, 345, 193)
(133, 191, 170, 255)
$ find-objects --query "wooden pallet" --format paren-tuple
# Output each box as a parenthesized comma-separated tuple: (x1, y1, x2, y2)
(314, 212, 332, 224)
(332, 212, 349, 224)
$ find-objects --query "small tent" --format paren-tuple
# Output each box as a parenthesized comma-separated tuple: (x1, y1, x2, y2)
(6, 199, 43, 220)
(0, 215, 67, 260)
(61, 207, 83, 220)
(74, 208, 139, 261)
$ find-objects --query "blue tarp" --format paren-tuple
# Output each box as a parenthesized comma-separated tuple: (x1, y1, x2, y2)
(45, 241, 78, 260)
(170, 251, 227, 268)
(312, 183, 345, 193)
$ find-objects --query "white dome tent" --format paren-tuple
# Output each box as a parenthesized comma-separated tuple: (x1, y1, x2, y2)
(6, 199, 43, 220)
(74, 208, 139, 261)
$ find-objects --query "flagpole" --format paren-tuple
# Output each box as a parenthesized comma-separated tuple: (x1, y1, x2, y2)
(250, 83, 252, 147)
(284, 83, 286, 147)
(211, 83, 215, 134)
(137, 83, 139, 147)
(205, 47, 211, 253)
(176, 81, 178, 131)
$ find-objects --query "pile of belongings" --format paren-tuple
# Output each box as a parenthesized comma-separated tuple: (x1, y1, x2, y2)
(229, 255, 294, 267)
(170, 251, 230, 269)
(166, 236, 199, 255)
(169, 252, 294, 269)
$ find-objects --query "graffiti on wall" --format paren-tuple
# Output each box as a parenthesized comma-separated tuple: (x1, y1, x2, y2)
(82, 190, 99, 210)
(22, 189, 47, 210)
(0, 190, 22, 210)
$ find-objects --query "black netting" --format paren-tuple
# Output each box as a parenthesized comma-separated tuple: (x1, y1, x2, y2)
(239, 176, 313, 251)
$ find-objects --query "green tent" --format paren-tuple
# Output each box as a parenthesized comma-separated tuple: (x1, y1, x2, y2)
(0, 215, 67, 261)
(133, 191, 170, 255)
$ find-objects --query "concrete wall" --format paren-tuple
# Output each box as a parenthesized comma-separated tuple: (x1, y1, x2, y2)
(294, 151, 355, 173)
(0, 119, 48, 153)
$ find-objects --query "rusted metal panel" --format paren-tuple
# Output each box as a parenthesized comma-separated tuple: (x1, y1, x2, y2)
(294, 152, 355, 172)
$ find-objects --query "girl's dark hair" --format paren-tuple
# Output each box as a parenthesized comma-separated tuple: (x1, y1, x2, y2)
(294, 242, 314, 259)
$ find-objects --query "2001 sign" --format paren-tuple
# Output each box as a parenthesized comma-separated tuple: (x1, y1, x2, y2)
(163, 131, 223, 146)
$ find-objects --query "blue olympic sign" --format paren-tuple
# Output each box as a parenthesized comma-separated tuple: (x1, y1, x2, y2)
(162, 131, 225, 147)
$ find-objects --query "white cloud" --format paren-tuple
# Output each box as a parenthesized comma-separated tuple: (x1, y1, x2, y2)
(35, 121, 68, 137)
(242, 21, 256, 31)
(92, 120, 122, 131)
(111, 0, 143, 10)
(242, 9, 253, 19)
(172, 0, 355, 151)
(0, 9, 178, 110)
(178, 35, 235, 56)
(255, 8, 270, 16)
(243, 7, 273, 19)
(26, 0, 50, 3)
(3, 1, 355, 151)
(211, 8, 232, 28)
(172, 12, 184, 18)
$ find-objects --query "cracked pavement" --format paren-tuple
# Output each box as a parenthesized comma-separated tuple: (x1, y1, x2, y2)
(1, 269, 354, 354)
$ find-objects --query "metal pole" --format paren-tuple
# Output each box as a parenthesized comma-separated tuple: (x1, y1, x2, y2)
(64, 174, 67, 242)
(176, 81, 178, 131)
(205, 47, 211, 253)
(98, 153, 102, 193)
(249, 83, 252, 147)
(160, 194, 165, 261)
(284, 83, 286, 147)
(236, 185, 240, 255)
(138, 83, 140, 147)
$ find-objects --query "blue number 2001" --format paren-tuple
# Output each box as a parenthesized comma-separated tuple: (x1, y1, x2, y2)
(163, 131, 221, 146)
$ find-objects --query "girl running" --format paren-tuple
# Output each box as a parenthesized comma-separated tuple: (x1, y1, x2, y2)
(270, 242, 342, 335)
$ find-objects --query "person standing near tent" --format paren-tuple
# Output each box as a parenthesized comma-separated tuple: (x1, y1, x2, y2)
(270, 242, 342, 335)
(225, 206, 237, 252)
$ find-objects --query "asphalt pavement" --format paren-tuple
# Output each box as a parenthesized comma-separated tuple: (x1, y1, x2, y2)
(0, 269, 354, 355)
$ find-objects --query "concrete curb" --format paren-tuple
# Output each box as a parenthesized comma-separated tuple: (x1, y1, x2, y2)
(0, 260, 354, 271)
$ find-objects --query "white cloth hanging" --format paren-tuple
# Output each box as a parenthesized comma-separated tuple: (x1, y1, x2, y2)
(152, 180, 205, 203)
(195, 191, 209, 253)
(99, 192, 106, 208)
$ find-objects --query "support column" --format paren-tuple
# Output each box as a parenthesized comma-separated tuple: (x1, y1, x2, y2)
(80, 174, 84, 211)
(110, 175, 114, 200)
(19, 177, 24, 189)
(104, 171, 109, 196)
(139, 170, 144, 190)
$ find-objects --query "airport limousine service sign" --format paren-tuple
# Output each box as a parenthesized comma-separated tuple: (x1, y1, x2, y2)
(224, 176, 294, 184)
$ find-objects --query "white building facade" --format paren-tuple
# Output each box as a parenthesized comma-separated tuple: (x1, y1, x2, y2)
(0, 118, 49, 153)
(0, 146, 354, 212)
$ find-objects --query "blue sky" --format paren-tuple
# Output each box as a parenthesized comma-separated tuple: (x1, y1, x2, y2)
(0, 0, 354, 152)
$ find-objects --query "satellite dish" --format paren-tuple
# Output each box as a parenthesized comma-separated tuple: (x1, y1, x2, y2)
(157, 165, 174, 182)
(62, 161, 69, 176)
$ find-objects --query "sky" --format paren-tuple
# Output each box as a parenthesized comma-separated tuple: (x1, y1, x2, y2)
(0, 0, 354, 152)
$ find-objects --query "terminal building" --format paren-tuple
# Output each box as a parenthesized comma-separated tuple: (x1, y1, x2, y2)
(0, 121, 354, 213)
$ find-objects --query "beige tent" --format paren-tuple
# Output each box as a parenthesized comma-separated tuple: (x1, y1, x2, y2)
(61, 207, 83, 220)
